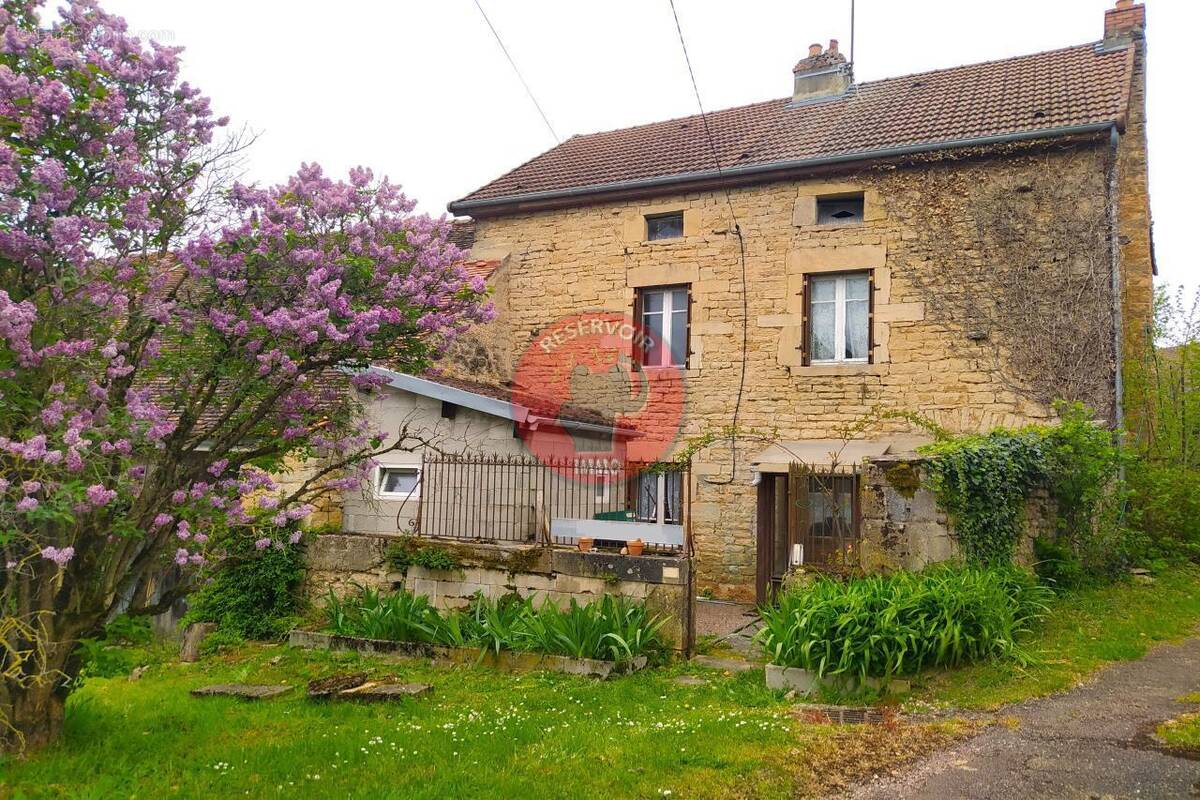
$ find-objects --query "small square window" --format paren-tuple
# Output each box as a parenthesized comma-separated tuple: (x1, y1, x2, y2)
(645, 212, 684, 241)
(816, 194, 864, 226)
(377, 466, 420, 498)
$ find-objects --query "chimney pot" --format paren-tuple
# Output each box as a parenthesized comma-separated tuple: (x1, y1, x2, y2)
(828, 39, 839, 54)
(808, 43, 822, 57)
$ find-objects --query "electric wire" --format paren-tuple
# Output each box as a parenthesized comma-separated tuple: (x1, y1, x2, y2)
(666, 0, 749, 484)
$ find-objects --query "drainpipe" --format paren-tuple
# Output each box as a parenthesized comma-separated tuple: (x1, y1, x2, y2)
(1108, 124, 1124, 436)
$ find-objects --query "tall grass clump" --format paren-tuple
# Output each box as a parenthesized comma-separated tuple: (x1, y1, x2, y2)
(757, 567, 1052, 679)
(321, 587, 669, 664)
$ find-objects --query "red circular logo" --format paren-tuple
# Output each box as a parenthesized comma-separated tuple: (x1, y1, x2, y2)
(512, 312, 685, 481)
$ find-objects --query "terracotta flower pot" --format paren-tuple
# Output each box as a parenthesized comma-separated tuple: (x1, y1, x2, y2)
(627, 539, 644, 557)
(578, 537, 594, 553)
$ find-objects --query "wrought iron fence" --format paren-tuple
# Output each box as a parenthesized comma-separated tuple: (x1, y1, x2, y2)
(415, 453, 688, 553)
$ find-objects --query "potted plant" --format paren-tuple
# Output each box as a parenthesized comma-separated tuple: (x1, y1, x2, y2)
(578, 536, 594, 553)
(627, 538, 644, 557)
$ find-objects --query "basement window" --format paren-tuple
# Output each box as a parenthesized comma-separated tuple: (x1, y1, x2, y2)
(377, 465, 420, 499)
(645, 211, 684, 241)
(816, 194, 865, 226)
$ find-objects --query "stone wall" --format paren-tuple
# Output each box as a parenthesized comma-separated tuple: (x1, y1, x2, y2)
(304, 535, 693, 651)
(858, 455, 1054, 572)
(461, 140, 1131, 598)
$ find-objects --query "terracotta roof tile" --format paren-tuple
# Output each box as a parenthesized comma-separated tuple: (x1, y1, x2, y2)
(451, 42, 1133, 210)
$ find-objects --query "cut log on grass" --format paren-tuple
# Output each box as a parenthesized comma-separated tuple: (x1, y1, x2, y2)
(307, 672, 368, 699)
(179, 622, 217, 662)
(336, 682, 433, 701)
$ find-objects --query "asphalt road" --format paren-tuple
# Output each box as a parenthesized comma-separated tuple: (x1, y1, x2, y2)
(848, 635, 1200, 799)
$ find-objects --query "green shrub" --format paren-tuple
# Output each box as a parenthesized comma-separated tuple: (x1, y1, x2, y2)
(756, 567, 1052, 679)
(386, 537, 461, 573)
(1127, 461, 1200, 565)
(183, 530, 308, 640)
(922, 403, 1126, 573)
(322, 587, 668, 664)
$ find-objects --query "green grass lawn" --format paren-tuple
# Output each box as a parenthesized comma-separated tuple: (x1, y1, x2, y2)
(0, 644, 960, 800)
(1156, 691, 1200, 753)
(909, 565, 1200, 710)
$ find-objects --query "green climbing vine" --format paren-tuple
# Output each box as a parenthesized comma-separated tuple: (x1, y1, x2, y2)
(921, 402, 1123, 570)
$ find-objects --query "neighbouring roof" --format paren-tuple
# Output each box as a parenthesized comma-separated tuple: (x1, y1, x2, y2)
(367, 367, 637, 435)
(450, 41, 1134, 214)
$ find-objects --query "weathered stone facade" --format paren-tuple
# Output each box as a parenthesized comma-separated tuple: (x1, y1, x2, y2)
(444, 129, 1149, 599)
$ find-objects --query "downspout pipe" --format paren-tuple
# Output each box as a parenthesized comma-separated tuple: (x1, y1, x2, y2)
(1108, 124, 1125, 436)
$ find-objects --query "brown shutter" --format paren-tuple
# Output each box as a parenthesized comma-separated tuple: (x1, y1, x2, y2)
(867, 270, 876, 365)
(755, 479, 772, 605)
(685, 284, 693, 369)
(631, 289, 644, 368)
(799, 274, 812, 367)
(787, 462, 809, 564)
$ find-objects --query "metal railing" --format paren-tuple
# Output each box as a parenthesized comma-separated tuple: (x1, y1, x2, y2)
(415, 453, 688, 553)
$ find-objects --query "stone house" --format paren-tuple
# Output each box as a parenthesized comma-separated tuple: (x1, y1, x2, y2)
(430, 1, 1154, 601)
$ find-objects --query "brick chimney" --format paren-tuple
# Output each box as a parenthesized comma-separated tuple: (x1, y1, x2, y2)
(791, 38, 852, 105)
(1102, 0, 1145, 48)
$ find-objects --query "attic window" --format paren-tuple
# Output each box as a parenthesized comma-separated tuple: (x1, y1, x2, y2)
(816, 194, 865, 226)
(646, 212, 684, 241)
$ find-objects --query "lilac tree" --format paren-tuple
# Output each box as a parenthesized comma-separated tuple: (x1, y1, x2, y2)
(0, 0, 490, 750)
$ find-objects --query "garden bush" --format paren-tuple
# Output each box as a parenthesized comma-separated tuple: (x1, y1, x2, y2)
(182, 529, 308, 641)
(322, 586, 668, 664)
(756, 567, 1053, 679)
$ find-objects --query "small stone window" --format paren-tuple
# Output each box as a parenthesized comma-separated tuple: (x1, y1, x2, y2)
(816, 194, 864, 226)
(645, 211, 684, 241)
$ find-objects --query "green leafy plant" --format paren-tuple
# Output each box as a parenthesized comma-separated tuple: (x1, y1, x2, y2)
(386, 538, 461, 573)
(922, 403, 1124, 572)
(183, 529, 309, 641)
(756, 566, 1053, 679)
(322, 587, 669, 664)
(323, 585, 438, 643)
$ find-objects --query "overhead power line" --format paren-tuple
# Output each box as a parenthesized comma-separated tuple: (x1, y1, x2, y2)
(666, 0, 749, 485)
(471, 0, 560, 144)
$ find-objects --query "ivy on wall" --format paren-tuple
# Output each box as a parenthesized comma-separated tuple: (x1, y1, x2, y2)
(921, 403, 1123, 570)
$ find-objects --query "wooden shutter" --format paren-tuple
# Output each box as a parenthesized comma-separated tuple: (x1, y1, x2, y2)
(787, 463, 809, 565)
(630, 289, 644, 368)
(867, 270, 876, 365)
(685, 284, 693, 369)
(755, 479, 772, 605)
(799, 274, 812, 367)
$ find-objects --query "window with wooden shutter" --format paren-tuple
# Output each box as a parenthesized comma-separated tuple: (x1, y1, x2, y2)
(634, 284, 690, 369)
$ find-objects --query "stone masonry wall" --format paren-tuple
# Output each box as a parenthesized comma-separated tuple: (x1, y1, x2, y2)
(305, 535, 692, 651)
(462, 141, 1126, 599)
(858, 455, 1053, 572)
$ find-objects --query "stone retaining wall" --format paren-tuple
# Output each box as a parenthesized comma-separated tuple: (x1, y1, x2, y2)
(304, 534, 693, 652)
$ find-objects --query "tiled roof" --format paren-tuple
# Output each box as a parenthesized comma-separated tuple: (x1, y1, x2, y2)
(451, 41, 1133, 211)
(461, 259, 501, 282)
(413, 373, 621, 429)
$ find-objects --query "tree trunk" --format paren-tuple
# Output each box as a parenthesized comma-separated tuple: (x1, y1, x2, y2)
(0, 615, 87, 755)
(1, 678, 68, 754)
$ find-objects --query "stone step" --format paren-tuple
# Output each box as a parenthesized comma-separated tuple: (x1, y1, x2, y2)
(191, 684, 291, 700)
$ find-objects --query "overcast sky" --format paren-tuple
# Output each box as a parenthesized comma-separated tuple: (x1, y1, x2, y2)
(104, 0, 1194, 293)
